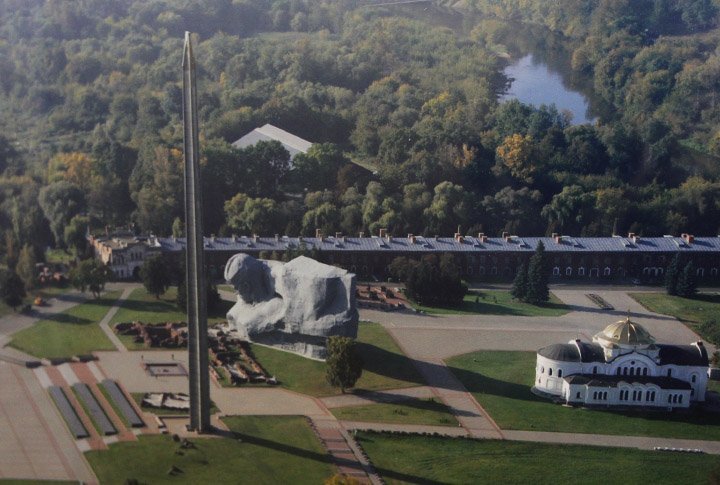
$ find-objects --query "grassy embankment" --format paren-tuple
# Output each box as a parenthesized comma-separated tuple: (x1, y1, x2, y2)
(10, 290, 121, 358)
(411, 289, 568, 317)
(357, 431, 720, 485)
(251, 322, 423, 397)
(110, 286, 233, 350)
(447, 350, 720, 440)
(86, 416, 334, 484)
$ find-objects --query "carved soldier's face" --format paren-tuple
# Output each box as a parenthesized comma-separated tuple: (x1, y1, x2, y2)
(225, 254, 270, 303)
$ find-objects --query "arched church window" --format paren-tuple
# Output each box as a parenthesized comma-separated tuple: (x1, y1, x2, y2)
(558, 369, 563, 378)
(548, 368, 553, 376)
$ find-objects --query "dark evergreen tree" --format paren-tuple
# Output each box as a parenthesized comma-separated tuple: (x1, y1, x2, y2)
(325, 336, 363, 394)
(511, 263, 529, 301)
(665, 253, 681, 295)
(140, 254, 172, 298)
(0, 270, 26, 310)
(676, 261, 698, 298)
(526, 241, 549, 304)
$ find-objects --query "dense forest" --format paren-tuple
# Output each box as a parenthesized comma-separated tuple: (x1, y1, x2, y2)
(1, 0, 720, 266)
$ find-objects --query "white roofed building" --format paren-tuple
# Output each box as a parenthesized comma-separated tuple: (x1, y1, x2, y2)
(231, 123, 313, 161)
(535, 318, 709, 409)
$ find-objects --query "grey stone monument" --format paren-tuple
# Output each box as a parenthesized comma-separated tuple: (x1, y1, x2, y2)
(182, 32, 210, 432)
(224, 254, 358, 359)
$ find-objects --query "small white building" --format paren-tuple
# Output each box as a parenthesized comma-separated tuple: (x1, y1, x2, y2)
(535, 318, 709, 409)
(232, 123, 312, 161)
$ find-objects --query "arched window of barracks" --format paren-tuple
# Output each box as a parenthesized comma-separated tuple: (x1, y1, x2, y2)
(566, 267, 572, 276)
(603, 267, 611, 276)
(578, 267, 586, 276)
(552, 267, 560, 276)
(490, 267, 498, 275)
(697, 268, 705, 277)
(711, 268, 718, 276)
(467, 266, 473, 275)
(478, 267, 486, 275)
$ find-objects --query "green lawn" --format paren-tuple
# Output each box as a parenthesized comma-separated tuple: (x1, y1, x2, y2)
(331, 398, 458, 426)
(250, 322, 424, 397)
(9, 291, 121, 358)
(356, 432, 720, 485)
(631, 292, 720, 324)
(111, 286, 233, 349)
(631, 292, 720, 343)
(110, 286, 233, 326)
(85, 416, 334, 485)
(411, 289, 568, 316)
(447, 350, 720, 440)
(0, 285, 69, 319)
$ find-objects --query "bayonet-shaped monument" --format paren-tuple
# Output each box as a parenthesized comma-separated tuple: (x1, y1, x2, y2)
(182, 31, 211, 433)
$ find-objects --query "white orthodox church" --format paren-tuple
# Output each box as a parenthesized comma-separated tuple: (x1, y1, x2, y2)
(535, 318, 709, 408)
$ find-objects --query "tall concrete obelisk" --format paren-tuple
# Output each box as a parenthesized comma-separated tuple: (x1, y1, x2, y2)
(182, 31, 211, 433)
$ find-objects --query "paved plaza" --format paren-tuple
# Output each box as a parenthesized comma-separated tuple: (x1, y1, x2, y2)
(1, 285, 719, 482)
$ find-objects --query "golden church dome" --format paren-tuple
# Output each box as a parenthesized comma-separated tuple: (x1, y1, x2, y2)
(593, 317, 655, 347)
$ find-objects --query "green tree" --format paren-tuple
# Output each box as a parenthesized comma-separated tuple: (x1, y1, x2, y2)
(63, 215, 90, 256)
(69, 259, 110, 298)
(16, 245, 38, 291)
(38, 181, 87, 247)
(665, 253, 681, 296)
(140, 254, 172, 299)
(526, 241, 549, 304)
(325, 336, 363, 394)
(0, 270, 26, 311)
(511, 263, 529, 301)
(676, 261, 698, 298)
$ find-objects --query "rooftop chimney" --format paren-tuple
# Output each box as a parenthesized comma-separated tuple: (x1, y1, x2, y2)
(359, 231, 364, 238)
(315, 228, 323, 240)
(554, 233, 562, 244)
(501, 231, 509, 239)
(379, 228, 386, 238)
(408, 234, 416, 244)
(275, 234, 280, 242)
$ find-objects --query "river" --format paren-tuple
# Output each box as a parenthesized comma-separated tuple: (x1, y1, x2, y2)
(501, 54, 597, 125)
(383, 4, 612, 124)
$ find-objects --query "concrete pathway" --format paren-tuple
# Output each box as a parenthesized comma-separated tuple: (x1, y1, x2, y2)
(361, 289, 706, 360)
(312, 416, 381, 484)
(503, 430, 720, 454)
(97, 287, 134, 352)
(0, 362, 96, 483)
(321, 386, 435, 408)
(341, 420, 468, 437)
(409, 357, 503, 439)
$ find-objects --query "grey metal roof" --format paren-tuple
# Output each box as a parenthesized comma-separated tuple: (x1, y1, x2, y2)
(231, 123, 312, 159)
(157, 235, 720, 254)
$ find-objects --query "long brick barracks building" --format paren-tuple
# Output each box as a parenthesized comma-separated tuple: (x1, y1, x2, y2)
(90, 229, 720, 283)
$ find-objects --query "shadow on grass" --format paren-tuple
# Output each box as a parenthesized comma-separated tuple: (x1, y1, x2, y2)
(447, 362, 720, 430)
(116, 297, 231, 321)
(214, 427, 441, 485)
(356, 342, 424, 385)
(41, 313, 93, 325)
(344, 391, 458, 418)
